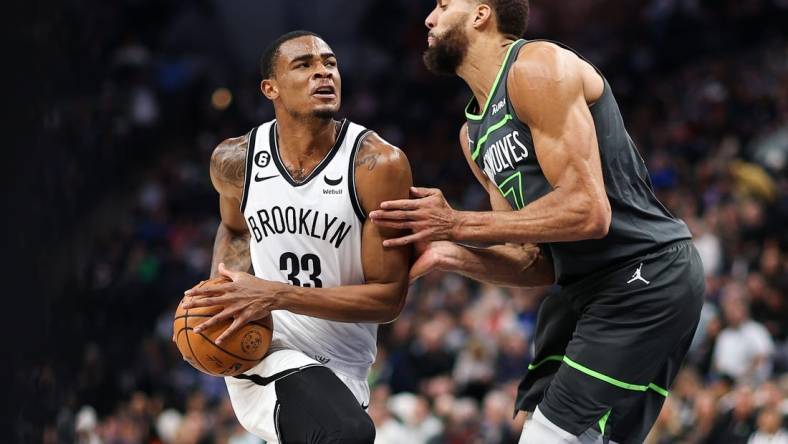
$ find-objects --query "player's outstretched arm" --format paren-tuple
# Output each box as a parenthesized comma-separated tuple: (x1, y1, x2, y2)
(407, 124, 555, 287)
(371, 43, 611, 247)
(411, 241, 554, 287)
(209, 134, 252, 277)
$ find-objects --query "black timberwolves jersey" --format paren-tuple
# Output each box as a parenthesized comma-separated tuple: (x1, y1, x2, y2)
(465, 39, 692, 284)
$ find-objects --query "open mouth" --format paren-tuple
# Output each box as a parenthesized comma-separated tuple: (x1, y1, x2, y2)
(312, 85, 336, 100)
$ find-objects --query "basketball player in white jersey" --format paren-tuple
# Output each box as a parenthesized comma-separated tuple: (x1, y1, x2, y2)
(181, 31, 412, 443)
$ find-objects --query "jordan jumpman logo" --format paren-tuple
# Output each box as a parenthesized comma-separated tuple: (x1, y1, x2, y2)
(627, 263, 650, 285)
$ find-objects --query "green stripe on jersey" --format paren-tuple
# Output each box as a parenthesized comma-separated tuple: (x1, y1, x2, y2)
(471, 114, 513, 160)
(465, 40, 523, 121)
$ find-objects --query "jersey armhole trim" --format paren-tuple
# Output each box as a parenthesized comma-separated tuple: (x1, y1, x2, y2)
(239, 126, 259, 214)
(348, 129, 373, 222)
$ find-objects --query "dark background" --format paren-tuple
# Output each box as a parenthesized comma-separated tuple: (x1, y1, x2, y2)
(11, 0, 788, 443)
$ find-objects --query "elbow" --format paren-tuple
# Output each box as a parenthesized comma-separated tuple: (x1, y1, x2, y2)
(379, 305, 404, 324)
(580, 199, 611, 240)
(379, 289, 408, 324)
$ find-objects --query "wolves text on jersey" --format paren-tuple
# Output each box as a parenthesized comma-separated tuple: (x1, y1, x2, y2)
(247, 205, 353, 249)
(481, 130, 529, 180)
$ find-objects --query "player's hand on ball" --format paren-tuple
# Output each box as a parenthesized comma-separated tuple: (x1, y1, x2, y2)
(369, 186, 459, 247)
(183, 263, 281, 344)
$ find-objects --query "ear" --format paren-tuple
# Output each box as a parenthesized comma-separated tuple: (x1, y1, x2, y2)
(471, 3, 493, 30)
(261, 79, 279, 100)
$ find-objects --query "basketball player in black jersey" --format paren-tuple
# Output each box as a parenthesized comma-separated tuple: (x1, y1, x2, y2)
(370, 1, 704, 443)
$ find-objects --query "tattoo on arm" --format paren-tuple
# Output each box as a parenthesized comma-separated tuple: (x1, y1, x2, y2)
(211, 223, 252, 277)
(356, 153, 380, 171)
(211, 136, 249, 189)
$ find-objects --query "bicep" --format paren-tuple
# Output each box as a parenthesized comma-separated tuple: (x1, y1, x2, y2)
(219, 194, 248, 233)
(360, 217, 410, 285)
(528, 95, 603, 193)
(210, 136, 250, 234)
(508, 51, 605, 198)
(356, 138, 413, 285)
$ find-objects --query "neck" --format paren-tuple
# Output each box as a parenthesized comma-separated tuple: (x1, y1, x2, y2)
(456, 35, 517, 110)
(274, 112, 339, 166)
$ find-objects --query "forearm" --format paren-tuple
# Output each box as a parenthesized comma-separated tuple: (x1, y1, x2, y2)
(211, 222, 252, 277)
(453, 188, 608, 244)
(272, 281, 406, 324)
(439, 242, 554, 287)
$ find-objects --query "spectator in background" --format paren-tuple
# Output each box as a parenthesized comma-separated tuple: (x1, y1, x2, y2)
(452, 336, 495, 400)
(644, 398, 683, 444)
(427, 397, 481, 444)
(480, 390, 519, 444)
(713, 283, 775, 384)
(748, 408, 788, 444)
(75, 406, 101, 444)
(683, 391, 719, 444)
(388, 393, 443, 443)
(368, 385, 410, 444)
(705, 385, 758, 444)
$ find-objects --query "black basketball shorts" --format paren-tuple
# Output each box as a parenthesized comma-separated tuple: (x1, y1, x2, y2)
(515, 240, 705, 444)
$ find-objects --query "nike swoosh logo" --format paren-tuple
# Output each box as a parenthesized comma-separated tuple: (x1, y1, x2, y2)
(361, 402, 369, 410)
(254, 174, 279, 182)
(324, 175, 342, 186)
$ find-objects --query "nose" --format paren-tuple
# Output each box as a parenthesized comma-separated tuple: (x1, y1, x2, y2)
(425, 7, 437, 29)
(314, 62, 333, 79)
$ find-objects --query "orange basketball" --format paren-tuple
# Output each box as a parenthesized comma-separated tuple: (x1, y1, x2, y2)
(173, 276, 273, 377)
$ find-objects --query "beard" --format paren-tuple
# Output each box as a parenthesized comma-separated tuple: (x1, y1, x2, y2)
(423, 18, 469, 75)
(311, 107, 335, 120)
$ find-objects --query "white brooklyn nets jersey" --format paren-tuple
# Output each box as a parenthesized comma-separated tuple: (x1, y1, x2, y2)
(240, 118, 374, 380)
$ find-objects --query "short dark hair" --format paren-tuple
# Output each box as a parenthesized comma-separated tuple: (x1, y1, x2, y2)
(259, 30, 323, 79)
(483, 0, 529, 38)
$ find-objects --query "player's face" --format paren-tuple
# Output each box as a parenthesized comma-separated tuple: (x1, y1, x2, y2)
(267, 36, 341, 119)
(423, 0, 474, 75)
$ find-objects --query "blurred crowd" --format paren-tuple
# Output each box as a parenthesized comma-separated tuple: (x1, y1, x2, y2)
(24, 0, 788, 443)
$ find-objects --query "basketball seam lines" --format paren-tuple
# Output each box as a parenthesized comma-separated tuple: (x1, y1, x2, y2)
(173, 314, 272, 330)
(183, 309, 209, 373)
(186, 327, 263, 362)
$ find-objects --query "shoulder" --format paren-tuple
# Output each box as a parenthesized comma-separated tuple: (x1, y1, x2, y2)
(210, 133, 250, 194)
(212, 134, 249, 168)
(354, 131, 412, 209)
(510, 41, 577, 82)
(354, 131, 411, 180)
(508, 42, 583, 101)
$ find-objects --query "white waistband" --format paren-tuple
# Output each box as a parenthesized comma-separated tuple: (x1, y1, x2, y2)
(268, 343, 370, 380)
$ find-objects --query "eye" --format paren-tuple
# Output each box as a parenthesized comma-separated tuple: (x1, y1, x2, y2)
(326, 60, 337, 67)
(297, 62, 309, 69)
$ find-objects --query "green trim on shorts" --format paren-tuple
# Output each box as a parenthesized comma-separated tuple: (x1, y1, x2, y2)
(526, 355, 669, 397)
(598, 409, 611, 435)
(647, 383, 669, 397)
(527, 355, 564, 370)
